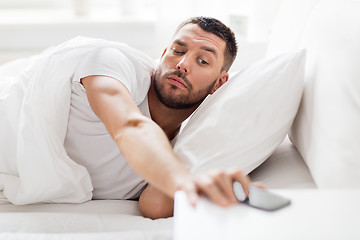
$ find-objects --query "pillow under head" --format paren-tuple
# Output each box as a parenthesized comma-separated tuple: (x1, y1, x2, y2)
(173, 50, 305, 174)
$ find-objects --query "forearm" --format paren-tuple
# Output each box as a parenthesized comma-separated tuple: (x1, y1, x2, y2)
(82, 75, 192, 198)
(114, 116, 192, 198)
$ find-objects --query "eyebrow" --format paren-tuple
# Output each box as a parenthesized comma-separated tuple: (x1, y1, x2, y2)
(174, 39, 218, 57)
(174, 39, 186, 46)
(201, 46, 217, 57)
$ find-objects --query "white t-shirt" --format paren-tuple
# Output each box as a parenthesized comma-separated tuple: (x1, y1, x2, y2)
(64, 46, 156, 200)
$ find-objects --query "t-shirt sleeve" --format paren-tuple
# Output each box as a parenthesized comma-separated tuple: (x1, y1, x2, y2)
(73, 47, 139, 102)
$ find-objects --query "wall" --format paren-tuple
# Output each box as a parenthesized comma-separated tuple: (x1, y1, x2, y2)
(0, 0, 283, 71)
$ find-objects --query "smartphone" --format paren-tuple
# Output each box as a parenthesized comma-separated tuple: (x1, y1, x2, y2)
(233, 182, 291, 211)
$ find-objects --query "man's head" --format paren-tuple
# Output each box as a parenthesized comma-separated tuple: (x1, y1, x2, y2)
(153, 17, 237, 109)
(175, 17, 237, 72)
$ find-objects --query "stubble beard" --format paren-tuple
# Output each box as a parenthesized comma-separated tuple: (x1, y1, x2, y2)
(153, 69, 216, 109)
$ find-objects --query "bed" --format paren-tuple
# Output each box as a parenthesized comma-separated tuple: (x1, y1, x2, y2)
(1, 0, 360, 239)
(0, 138, 312, 240)
(0, 200, 173, 239)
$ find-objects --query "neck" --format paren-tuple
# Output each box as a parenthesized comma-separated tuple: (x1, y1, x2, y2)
(147, 83, 199, 140)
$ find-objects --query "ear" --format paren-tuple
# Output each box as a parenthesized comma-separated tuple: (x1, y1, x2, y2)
(209, 72, 229, 94)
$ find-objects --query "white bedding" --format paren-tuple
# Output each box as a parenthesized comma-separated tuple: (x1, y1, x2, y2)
(0, 139, 314, 239)
(0, 200, 173, 239)
(0, 37, 154, 205)
(0, 232, 171, 240)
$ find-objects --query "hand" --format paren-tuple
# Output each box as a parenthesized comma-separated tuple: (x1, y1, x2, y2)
(179, 168, 254, 207)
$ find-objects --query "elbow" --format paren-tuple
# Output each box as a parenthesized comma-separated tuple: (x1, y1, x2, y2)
(139, 185, 174, 220)
(139, 201, 174, 220)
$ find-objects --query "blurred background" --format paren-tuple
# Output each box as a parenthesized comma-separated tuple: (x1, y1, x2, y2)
(0, 0, 283, 71)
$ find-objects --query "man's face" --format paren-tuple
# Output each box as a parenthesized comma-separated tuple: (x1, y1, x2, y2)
(153, 24, 228, 109)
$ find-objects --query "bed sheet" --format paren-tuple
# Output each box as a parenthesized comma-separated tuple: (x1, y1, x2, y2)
(0, 137, 314, 240)
(0, 232, 171, 240)
(0, 199, 173, 239)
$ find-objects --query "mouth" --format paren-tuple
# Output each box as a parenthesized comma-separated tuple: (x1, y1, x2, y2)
(167, 76, 187, 89)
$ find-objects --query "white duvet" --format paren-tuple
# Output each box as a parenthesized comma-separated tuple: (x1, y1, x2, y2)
(0, 37, 135, 205)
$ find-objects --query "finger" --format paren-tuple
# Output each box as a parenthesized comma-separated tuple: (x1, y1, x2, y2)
(196, 175, 231, 207)
(228, 168, 251, 197)
(181, 182, 199, 207)
(186, 190, 199, 207)
(209, 170, 238, 204)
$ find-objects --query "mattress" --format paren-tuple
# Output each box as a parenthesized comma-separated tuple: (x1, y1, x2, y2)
(0, 199, 173, 238)
(0, 137, 314, 239)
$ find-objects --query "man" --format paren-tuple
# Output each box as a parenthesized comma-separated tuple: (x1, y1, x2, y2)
(65, 17, 251, 219)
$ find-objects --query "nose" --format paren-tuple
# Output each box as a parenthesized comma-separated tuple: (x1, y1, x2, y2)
(176, 56, 189, 74)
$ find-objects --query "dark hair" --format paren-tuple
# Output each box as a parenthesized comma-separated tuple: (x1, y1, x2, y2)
(175, 16, 237, 72)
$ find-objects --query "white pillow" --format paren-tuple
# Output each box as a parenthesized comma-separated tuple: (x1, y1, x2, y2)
(173, 50, 305, 174)
(287, 0, 360, 188)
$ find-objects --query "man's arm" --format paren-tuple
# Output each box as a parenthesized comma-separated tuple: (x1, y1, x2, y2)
(82, 75, 251, 219)
(82, 75, 194, 198)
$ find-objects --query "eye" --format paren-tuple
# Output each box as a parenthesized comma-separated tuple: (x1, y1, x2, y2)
(198, 59, 209, 65)
(172, 47, 185, 55)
